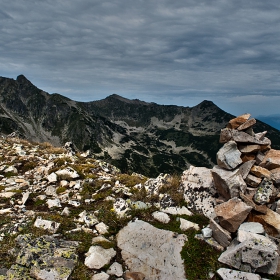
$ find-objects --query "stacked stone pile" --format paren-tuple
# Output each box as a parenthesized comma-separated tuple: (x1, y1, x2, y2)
(181, 113, 280, 279)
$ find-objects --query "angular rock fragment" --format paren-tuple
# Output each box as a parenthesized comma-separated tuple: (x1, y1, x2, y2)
(209, 218, 232, 248)
(214, 197, 252, 233)
(248, 208, 280, 237)
(107, 262, 123, 277)
(117, 220, 187, 280)
(85, 246, 116, 269)
(271, 167, 280, 187)
(34, 216, 60, 233)
(239, 222, 265, 235)
(152, 211, 170, 224)
(91, 272, 110, 280)
(237, 118, 256, 131)
(218, 237, 279, 274)
(179, 218, 199, 231)
(216, 268, 261, 280)
(55, 167, 79, 180)
(211, 165, 247, 200)
(260, 149, 280, 170)
(239, 144, 261, 154)
(239, 160, 256, 179)
(250, 165, 272, 179)
(124, 271, 146, 280)
(245, 174, 262, 187)
(216, 140, 242, 170)
(227, 114, 251, 129)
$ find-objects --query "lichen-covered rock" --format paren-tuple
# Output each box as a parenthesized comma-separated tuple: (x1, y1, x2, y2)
(152, 211, 170, 224)
(34, 216, 60, 233)
(217, 268, 262, 280)
(181, 166, 217, 219)
(253, 178, 275, 205)
(218, 236, 279, 274)
(5, 235, 78, 280)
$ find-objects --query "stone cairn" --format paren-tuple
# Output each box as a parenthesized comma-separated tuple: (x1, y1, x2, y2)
(182, 113, 280, 279)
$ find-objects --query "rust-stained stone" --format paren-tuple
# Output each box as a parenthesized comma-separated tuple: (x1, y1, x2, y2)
(250, 165, 272, 179)
(248, 208, 280, 237)
(214, 197, 253, 233)
(260, 149, 280, 170)
(227, 114, 251, 129)
(245, 174, 262, 188)
(241, 153, 256, 162)
(237, 118, 256, 131)
(271, 168, 280, 187)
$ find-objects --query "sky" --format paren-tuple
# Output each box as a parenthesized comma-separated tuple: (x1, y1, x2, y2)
(1, 0, 280, 117)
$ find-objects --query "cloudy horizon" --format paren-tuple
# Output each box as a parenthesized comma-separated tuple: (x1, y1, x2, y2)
(1, 0, 280, 117)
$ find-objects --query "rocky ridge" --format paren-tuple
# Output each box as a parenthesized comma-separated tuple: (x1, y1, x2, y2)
(1, 75, 280, 177)
(0, 114, 280, 279)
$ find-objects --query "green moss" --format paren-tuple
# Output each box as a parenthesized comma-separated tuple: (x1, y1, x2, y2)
(56, 186, 67, 194)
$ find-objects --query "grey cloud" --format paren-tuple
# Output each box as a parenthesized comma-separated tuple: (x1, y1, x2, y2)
(1, 0, 280, 116)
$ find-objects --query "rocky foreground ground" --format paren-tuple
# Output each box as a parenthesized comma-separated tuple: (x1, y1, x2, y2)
(0, 114, 280, 280)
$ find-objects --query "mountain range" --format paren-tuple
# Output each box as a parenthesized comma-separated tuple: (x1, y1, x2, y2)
(1, 74, 280, 177)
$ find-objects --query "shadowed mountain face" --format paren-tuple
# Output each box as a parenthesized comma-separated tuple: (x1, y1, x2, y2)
(1, 75, 280, 177)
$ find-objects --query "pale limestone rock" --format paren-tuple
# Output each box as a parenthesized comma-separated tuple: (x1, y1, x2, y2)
(211, 165, 247, 200)
(218, 237, 279, 274)
(250, 165, 272, 179)
(95, 222, 109, 234)
(209, 218, 232, 248)
(21, 192, 30, 205)
(107, 262, 123, 277)
(237, 229, 275, 245)
(0, 208, 13, 214)
(55, 167, 79, 180)
(253, 178, 275, 205)
(45, 185, 57, 196)
(78, 210, 99, 227)
(60, 180, 69, 187)
(239, 222, 265, 235)
(260, 149, 280, 170)
(216, 140, 242, 170)
(85, 246, 116, 269)
(202, 227, 212, 238)
(34, 217, 60, 233)
(61, 207, 70, 216)
(91, 272, 110, 280)
(117, 220, 187, 280)
(245, 174, 262, 187)
(160, 206, 193, 216)
(215, 197, 252, 233)
(4, 165, 18, 174)
(181, 166, 216, 219)
(217, 268, 261, 280)
(47, 172, 57, 183)
(152, 211, 170, 224)
(195, 234, 224, 251)
(46, 198, 61, 208)
(239, 160, 256, 179)
(179, 218, 200, 231)
(0, 192, 16, 198)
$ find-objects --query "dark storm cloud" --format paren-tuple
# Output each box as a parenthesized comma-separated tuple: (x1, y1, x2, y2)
(1, 0, 280, 115)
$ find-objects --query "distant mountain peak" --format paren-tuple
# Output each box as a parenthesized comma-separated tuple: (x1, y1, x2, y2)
(106, 94, 150, 105)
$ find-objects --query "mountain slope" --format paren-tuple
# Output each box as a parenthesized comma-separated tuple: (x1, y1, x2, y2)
(1, 75, 280, 177)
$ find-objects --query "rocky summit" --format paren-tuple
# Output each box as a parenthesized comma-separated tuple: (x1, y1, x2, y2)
(0, 114, 280, 280)
(1, 75, 280, 177)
